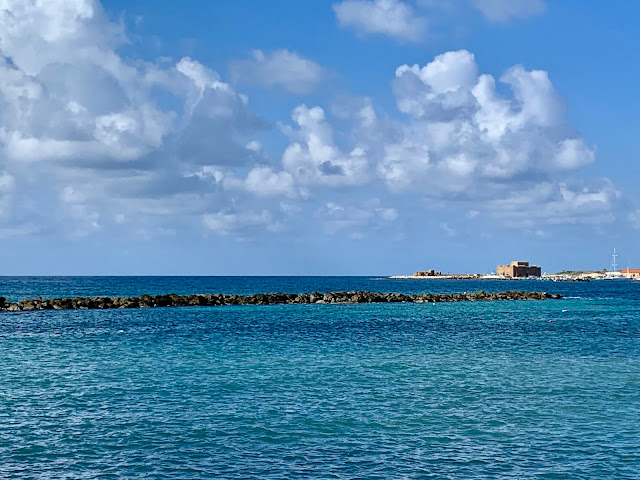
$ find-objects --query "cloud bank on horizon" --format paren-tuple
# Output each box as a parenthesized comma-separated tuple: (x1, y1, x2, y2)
(0, 0, 634, 272)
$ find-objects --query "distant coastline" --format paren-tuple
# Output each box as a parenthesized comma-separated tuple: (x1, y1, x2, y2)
(387, 271, 629, 281)
(388, 274, 500, 280)
(386, 258, 639, 281)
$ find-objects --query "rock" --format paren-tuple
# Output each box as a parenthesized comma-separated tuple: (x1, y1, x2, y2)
(0, 290, 562, 312)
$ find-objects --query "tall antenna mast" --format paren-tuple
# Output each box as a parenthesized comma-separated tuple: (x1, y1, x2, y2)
(611, 248, 618, 272)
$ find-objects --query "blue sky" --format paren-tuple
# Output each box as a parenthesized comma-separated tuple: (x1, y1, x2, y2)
(0, 0, 638, 275)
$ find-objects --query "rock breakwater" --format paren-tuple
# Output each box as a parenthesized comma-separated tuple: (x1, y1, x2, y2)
(0, 290, 561, 312)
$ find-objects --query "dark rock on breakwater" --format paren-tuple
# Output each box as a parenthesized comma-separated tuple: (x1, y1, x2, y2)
(0, 290, 561, 312)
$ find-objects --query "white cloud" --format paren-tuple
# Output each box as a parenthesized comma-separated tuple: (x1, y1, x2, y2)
(0, 0, 626, 245)
(0, 0, 272, 238)
(383, 49, 595, 194)
(176, 57, 226, 92)
(260, 49, 617, 230)
(246, 140, 262, 152)
(281, 105, 369, 187)
(244, 167, 295, 197)
(225, 167, 296, 198)
(0, 0, 173, 168)
(471, 0, 546, 22)
(231, 49, 325, 94)
(202, 210, 278, 236)
(333, 0, 428, 42)
(377, 207, 399, 222)
(440, 222, 456, 236)
(555, 139, 596, 171)
(487, 181, 619, 227)
(319, 199, 398, 236)
(378, 141, 431, 191)
(59, 185, 101, 236)
(0, 0, 123, 74)
(395, 50, 478, 112)
(276, 49, 614, 229)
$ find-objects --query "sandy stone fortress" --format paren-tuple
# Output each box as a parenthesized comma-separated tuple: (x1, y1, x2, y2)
(399, 255, 638, 281)
(496, 261, 542, 278)
(408, 261, 542, 279)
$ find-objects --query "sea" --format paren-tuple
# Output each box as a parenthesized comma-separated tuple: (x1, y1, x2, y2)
(0, 276, 638, 479)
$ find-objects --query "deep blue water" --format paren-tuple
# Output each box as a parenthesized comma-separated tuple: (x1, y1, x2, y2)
(0, 277, 639, 479)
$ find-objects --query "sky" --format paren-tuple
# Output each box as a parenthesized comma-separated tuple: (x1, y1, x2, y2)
(0, 0, 639, 275)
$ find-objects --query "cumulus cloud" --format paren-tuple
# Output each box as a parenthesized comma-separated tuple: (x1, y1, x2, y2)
(378, 141, 431, 191)
(270, 48, 616, 229)
(172, 57, 269, 168)
(224, 167, 296, 198)
(244, 168, 295, 197)
(231, 50, 325, 94)
(383, 50, 596, 195)
(333, 0, 428, 42)
(0, 0, 176, 170)
(281, 105, 369, 187)
(0, 0, 625, 246)
(0, 0, 123, 73)
(471, 0, 546, 22)
(0, 0, 272, 238)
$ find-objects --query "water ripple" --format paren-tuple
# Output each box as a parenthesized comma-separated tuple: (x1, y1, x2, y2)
(0, 278, 639, 478)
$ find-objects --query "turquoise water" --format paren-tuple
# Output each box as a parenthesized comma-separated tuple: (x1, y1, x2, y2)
(1, 277, 639, 478)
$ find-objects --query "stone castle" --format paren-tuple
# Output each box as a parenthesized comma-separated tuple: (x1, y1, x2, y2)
(496, 261, 541, 278)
